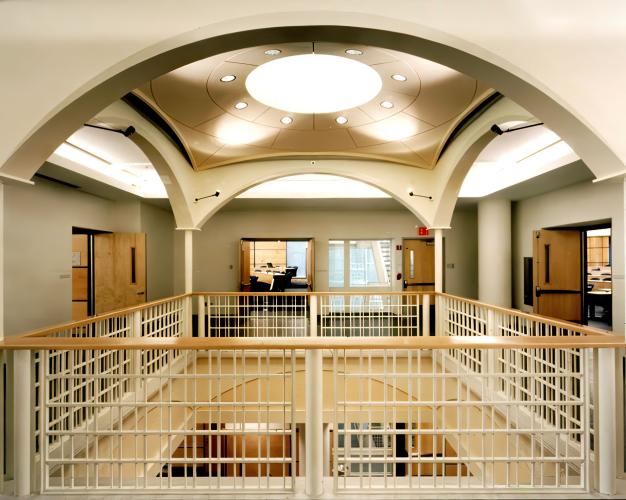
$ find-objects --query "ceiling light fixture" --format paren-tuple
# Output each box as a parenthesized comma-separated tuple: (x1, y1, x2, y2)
(220, 75, 236, 82)
(246, 53, 381, 114)
(391, 74, 407, 82)
(335, 116, 348, 125)
(280, 116, 293, 125)
(345, 49, 363, 55)
(380, 101, 394, 109)
(234, 101, 248, 110)
(264, 49, 281, 56)
(491, 122, 544, 135)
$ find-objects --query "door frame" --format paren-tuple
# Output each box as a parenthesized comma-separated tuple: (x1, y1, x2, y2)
(581, 222, 612, 328)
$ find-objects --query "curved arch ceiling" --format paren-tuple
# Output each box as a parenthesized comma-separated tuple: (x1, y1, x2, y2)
(133, 42, 493, 170)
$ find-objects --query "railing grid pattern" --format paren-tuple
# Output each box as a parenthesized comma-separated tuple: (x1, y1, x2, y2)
(40, 348, 296, 492)
(199, 295, 308, 338)
(320, 293, 431, 337)
(332, 347, 589, 491)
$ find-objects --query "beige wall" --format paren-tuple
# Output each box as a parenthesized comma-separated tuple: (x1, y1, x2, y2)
(193, 202, 478, 297)
(512, 179, 624, 334)
(3, 178, 175, 335)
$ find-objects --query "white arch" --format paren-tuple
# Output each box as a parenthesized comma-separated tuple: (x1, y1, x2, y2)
(0, 6, 623, 184)
(95, 97, 532, 230)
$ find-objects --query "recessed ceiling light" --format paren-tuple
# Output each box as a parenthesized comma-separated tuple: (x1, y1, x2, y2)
(246, 54, 382, 114)
(280, 116, 293, 125)
(220, 75, 236, 82)
(345, 49, 363, 56)
(335, 116, 348, 125)
(391, 74, 407, 82)
(380, 100, 394, 109)
(264, 49, 282, 56)
(234, 101, 248, 110)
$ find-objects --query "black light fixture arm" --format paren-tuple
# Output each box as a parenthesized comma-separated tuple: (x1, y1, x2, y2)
(409, 192, 433, 200)
(84, 123, 136, 137)
(490, 122, 544, 136)
(194, 191, 221, 202)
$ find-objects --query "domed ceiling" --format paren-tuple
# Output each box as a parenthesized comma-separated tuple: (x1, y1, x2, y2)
(133, 42, 493, 170)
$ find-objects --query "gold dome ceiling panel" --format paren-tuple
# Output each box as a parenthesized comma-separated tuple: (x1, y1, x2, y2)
(134, 43, 493, 170)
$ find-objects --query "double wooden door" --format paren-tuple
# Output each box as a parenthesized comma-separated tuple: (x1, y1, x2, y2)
(533, 229, 582, 322)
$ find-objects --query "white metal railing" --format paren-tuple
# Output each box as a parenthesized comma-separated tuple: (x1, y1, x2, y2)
(2, 292, 618, 496)
(197, 294, 308, 338)
(319, 293, 433, 337)
(38, 348, 296, 492)
(438, 294, 598, 457)
(332, 346, 590, 491)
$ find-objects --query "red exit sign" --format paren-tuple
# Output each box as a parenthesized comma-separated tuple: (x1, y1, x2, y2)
(418, 226, 429, 236)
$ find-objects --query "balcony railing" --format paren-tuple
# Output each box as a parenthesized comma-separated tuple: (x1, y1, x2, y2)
(0, 292, 621, 497)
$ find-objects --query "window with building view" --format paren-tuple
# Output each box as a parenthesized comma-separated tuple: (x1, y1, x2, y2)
(328, 239, 392, 289)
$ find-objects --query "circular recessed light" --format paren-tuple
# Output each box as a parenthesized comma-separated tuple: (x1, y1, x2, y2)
(264, 49, 282, 56)
(220, 75, 236, 82)
(391, 74, 407, 82)
(335, 116, 348, 125)
(280, 116, 293, 125)
(380, 100, 394, 109)
(345, 49, 363, 56)
(234, 101, 248, 110)
(246, 54, 382, 114)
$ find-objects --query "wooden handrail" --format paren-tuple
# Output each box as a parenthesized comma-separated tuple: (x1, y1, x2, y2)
(440, 292, 612, 337)
(0, 335, 623, 351)
(19, 294, 191, 338)
(8, 291, 612, 341)
(190, 291, 433, 296)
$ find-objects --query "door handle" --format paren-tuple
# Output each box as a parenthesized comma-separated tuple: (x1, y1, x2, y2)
(137, 291, 145, 295)
(536, 287, 580, 297)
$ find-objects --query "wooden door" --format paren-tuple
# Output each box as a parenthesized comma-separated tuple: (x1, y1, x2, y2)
(240, 240, 251, 287)
(94, 232, 146, 314)
(402, 239, 435, 291)
(533, 229, 582, 322)
(306, 239, 315, 291)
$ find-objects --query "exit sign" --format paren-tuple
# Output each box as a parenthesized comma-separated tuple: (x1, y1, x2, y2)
(418, 226, 429, 236)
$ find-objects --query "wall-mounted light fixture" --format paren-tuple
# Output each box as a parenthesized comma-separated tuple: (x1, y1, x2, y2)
(490, 122, 544, 136)
(409, 191, 432, 200)
(84, 123, 135, 137)
(194, 190, 221, 202)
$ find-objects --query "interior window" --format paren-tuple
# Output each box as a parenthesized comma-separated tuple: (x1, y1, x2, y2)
(329, 239, 392, 289)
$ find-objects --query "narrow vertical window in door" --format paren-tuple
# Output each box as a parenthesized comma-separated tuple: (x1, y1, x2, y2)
(544, 244, 550, 283)
(409, 250, 415, 279)
(131, 247, 136, 284)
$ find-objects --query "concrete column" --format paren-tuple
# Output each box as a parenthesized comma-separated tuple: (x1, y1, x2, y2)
(598, 348, 616, 495)
(305, 349, 323, 496)
(14, 350, 31, 496)
(184, 229, 193, 293)
(478, 198, 511, 307)
(434, 228, 444, 293)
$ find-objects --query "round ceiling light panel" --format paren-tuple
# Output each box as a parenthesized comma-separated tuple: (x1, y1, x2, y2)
(245, 54, 382, 114)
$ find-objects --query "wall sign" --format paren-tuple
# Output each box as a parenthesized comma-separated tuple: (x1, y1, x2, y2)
(418, 226, 429, 236)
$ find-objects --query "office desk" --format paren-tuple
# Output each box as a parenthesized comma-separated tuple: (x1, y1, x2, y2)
(587, 290, 611, 320)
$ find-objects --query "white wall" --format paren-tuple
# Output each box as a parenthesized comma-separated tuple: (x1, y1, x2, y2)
(140, 202, 175, 301)
(3, 178, 175, 336)
(193, 202, 478, 297)
(512, 179, 624, 334)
